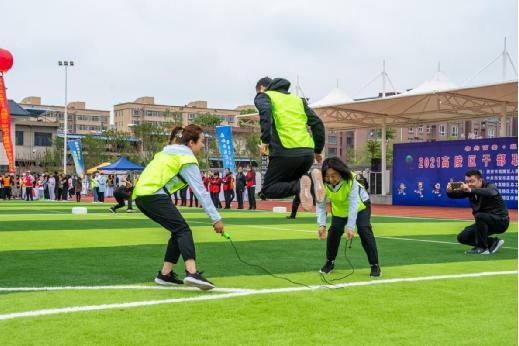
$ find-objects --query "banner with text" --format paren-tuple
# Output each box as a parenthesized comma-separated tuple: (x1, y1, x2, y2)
(393, 137, 518, 209)
(68, 139, 85, 178)
(0, 76, 15, 172)
(216, 125, 235, 174)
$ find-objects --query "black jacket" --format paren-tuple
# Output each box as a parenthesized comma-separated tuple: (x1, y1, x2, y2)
(254, 78, 325, 157)
(447, 181, 509, 219)
(235, 172, 246, 190)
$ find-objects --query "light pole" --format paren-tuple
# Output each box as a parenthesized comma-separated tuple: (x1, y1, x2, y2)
(58, 60, 74, 174)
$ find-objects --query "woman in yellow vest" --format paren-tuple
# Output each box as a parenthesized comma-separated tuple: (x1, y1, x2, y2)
(316, 157, 381, 277)
(134, 124, 225, 290)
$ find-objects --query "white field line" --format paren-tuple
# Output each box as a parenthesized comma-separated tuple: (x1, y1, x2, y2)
(0, 271, 516, 322)
(0, 285, 250, 293)
(190, 220, 518, 250)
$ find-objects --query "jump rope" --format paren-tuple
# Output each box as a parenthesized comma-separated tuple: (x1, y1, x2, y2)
(221, 231, 355, 289)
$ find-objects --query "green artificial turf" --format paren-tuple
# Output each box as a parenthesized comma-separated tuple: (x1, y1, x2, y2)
(0, 200, 516, 345)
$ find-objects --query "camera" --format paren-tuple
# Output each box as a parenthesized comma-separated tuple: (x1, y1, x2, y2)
(450, 182, 463, 191)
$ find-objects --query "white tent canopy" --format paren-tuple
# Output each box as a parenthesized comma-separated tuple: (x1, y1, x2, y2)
(315, 80, 518, 130)
(310, 87, 354, 108)
(403, 71, 458, 95)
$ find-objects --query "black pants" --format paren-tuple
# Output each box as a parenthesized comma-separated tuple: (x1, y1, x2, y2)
(76, 191, 81, 202)
(210, 192, 221, 209)
(326, 203, 379, 265)
(113, 191, 132, 210)
(136, 194, 196, 263)
(0, 187, 4, 199)
(236, 188, 244, 209)
(3, 187, 11, 200)
(290, 195, 301, 218)
(224, 189, 233, 209)
(457, 212, 509, 248)
(189, 191, 198, 207)
(247, 186, 256, 209)
(179, 188, 187, 206)
(261, 155, 314, 199)
(173, 191, 179, 205)
(44, 187, 49, 200)
(61, 187, 68, 201)
(25, 187, 33, 201)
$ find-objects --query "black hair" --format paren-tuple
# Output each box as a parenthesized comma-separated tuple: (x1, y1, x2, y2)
(465, 169, 482, 179)
(256, 77, 272, 91)
(321, 157, 353, 182)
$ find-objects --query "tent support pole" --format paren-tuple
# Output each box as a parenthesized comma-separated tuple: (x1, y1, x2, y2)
(381, 118, 387, 196)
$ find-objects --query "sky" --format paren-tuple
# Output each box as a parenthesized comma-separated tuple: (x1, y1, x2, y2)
(1, 0, 517, 116)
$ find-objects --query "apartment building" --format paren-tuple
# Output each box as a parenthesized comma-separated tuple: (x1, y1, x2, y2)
(19, 97, 110, 135)
(113, 97, 246, 133)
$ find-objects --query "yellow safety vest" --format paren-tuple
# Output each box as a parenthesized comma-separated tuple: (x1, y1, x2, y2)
(133, 152, 198, 198)
(264, 90, 314, 149)
(323, 174, 366, 218)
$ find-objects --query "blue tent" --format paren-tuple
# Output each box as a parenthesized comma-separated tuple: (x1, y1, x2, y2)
(100, 156, 144, 171)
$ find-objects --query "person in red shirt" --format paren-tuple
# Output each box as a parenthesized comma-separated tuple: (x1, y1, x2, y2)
(209, 171, 222, 209)
(246, 164, 256, 210)
(222, 168, 235, 209)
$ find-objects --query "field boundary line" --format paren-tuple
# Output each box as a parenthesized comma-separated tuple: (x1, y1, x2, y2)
(0, 286, 250, 293)
(0, 271, 516, 322)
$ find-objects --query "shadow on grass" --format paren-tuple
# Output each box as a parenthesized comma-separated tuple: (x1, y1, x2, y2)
(0, 236, 516, 287)
(0, 215, 457, 232)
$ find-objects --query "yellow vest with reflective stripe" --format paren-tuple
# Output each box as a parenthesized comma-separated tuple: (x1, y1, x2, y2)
(324, 175, 366, 218)
(133, 152, 198, 198)
(264, 90, 314, 149)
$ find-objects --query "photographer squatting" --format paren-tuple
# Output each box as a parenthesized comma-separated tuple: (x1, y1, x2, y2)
(447, 169, 510, 255)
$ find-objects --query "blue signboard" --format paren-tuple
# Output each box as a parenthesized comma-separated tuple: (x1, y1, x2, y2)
(68, 139, 85, 178)
(392, 137, 518, 209)
(216, 125, 235, 174)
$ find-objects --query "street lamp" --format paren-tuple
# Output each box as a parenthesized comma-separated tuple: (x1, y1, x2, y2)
(58, 60, 74, 174)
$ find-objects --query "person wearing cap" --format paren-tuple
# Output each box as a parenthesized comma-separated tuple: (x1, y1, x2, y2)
(254, 77, 326, 211)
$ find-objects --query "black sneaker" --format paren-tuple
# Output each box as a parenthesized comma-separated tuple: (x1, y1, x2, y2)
(108, 207, 116, 214)
(319, 260, 335, 274)
(370, 265, 381, 277)
(155, 271, 184, 285)
(489, 238, 505, 254)
(464, 247, 490, 255)
(183, 271, 215, 291)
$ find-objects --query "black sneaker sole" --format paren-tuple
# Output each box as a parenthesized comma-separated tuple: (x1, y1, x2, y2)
(154, 277, 183, 286)
(183, 277, 215, 291)
(490, 240, 505, 254)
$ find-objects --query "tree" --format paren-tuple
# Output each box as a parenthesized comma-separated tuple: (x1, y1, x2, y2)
(373, 127, 396, 140)
(192, 113, 222, 168)
(364, 139, 393, 167)
(81, 135, 107, 169)
(245, 132, 261, 163)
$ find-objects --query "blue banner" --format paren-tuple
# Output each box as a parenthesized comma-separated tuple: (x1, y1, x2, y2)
(392, 137, 518, 209)
(216, 125, 235, 174)
(68, 139, 85, 178)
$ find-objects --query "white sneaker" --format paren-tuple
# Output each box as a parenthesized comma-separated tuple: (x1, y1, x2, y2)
(311, 168, 325, 203)
(299, 175, 313, 211)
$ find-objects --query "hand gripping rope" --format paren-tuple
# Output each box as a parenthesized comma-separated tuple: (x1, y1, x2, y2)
(221, 232, 354, 289)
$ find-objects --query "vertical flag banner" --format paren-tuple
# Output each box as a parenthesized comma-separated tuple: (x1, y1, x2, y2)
(393, 137, 518, 209)
(216, 125, 235, 174)
(68, 139, 85, 178)
(0, 75, 15, 172)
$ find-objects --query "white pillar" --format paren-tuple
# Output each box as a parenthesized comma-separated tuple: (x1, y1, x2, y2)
(381, 119, 387, 195)
(500, 38, 508, 137)
(63, 65, 68, 174)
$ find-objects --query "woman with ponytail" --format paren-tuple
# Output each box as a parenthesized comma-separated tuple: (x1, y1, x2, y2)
(133, 124, 224, 290)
